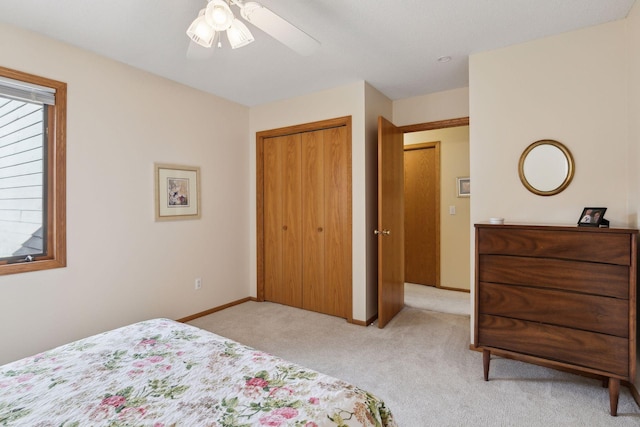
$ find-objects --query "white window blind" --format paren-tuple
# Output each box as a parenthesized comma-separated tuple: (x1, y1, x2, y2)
(0, 76, 55, 105)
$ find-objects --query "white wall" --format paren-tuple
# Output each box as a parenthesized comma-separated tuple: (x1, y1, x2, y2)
(0, 24, 251, 365)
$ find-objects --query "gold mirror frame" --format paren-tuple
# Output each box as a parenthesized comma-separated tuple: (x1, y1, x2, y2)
(518, 139, 575, 196)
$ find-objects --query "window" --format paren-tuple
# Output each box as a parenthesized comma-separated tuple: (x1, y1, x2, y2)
(0, 66, 66, 275)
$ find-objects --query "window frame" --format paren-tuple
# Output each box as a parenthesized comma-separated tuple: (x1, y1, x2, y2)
(0, 66, 66, 275)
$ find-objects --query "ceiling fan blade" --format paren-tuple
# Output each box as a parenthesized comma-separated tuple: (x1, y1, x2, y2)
(239, 2, 320, 56)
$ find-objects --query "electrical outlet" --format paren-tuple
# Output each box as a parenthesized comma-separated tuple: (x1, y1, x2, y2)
(195, 277, 202, 290)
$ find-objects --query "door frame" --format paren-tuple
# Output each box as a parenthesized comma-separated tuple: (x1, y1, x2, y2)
(400, 116, 469, 289)
(398, 117, 469, 134)
(256, 116, 353, 320)
(376, 116, 469, 326)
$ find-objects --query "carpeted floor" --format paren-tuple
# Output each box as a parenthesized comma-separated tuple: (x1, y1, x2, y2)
(189, 300, 640, 426)
(404, 283, 470, 316)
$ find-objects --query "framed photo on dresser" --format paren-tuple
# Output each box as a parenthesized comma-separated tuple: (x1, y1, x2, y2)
(577, 207, 606, 227)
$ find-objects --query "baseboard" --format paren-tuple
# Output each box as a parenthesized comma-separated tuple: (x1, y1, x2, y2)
(350, 313, 377, 326)
(178, 298, 376, 327)
(176, 297, 257, 323)
(437, 285, 470, 293)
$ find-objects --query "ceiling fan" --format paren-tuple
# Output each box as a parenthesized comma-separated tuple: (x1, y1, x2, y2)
(186, 0, 320, 56)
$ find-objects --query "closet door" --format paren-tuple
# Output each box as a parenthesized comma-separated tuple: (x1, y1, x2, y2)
(301, 127, 350, 318)
(322, 126, 351, 318)
(264, 134, 303, 307)
(260, 119, 351, 319)
(301, 130, 325, 313)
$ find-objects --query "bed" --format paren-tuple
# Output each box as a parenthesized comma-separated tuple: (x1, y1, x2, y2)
(0, 318, 396, 426)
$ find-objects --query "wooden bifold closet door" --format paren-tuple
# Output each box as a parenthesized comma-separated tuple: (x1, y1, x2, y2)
(262, 124, 351, 319)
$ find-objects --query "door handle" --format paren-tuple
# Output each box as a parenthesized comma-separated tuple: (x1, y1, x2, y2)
(374, 229, 391, 236)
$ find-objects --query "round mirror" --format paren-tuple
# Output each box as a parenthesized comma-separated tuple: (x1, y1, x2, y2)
(518, 140, 574, 196)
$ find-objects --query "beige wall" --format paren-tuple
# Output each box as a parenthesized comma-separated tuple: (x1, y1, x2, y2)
(470, 21, 629, 227)
(627, 0, 640, 387)
(0, 24, 251, 365)
(629, 1, 640, 229)
(404, 126, 470, 291)
(393, 88, 470, 126)
(469, 18, 635, 344)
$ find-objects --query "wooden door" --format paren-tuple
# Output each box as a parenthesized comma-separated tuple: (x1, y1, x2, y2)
(301, 130, 325, 313)
(404, 143, 439, 286)
(263, 134, 303, 307)
(321, 126, 351, 318)
(377, 116, 404, 328)
(301, 127, 351, 318)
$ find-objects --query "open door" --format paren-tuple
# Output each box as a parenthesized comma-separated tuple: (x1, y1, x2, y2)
(376, 116, 404, 328)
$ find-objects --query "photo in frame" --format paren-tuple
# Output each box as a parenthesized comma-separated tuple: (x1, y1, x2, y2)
(457, 177, 470, 197)
(577, 207, 607, 227)
(155, 163, 201, 221)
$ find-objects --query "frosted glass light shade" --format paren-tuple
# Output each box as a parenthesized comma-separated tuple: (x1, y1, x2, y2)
(227, 19, 254, 49)
(205, 0, 234, 31)
(186, 9, 215, 47)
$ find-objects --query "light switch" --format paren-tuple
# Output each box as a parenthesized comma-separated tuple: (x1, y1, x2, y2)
(449, 205, 456, 215)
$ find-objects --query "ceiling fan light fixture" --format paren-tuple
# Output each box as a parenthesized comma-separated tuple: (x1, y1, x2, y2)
(186, 0, 320, 55)
(186, 8, 216, 47)
(205, 0, 234, 31)
(227, 18, 254, 49)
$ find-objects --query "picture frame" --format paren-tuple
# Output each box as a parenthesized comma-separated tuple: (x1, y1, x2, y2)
(154, 163, 201, 221)
(577, 207, 607, 227)
(456, 177, 470, 197)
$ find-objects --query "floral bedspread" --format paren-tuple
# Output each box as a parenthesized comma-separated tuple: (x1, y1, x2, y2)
(0, 318, 396, 427)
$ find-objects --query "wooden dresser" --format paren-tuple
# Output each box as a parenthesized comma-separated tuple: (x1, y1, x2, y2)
(474, 223, 637, 416)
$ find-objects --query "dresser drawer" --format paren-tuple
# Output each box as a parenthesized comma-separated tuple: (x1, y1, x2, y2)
(479, 255, 629, 299)
(478, 314, 629, 377)
(479, 282, 629, 337)
(477, 228, 631, 265)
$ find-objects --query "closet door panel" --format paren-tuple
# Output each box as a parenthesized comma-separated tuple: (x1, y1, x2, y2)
(282, 134, 303, 307)
(264, 135, 302, 307)
(323, 126, 351, 318)
(263, 137, 284, 303)
(301, 130, 325, 313)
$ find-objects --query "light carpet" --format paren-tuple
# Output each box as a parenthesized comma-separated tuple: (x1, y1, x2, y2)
(189, 301, 640, 426)
(404, 283, 470, 316)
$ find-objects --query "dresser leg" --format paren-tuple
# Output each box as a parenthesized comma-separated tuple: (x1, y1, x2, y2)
(483, 349, 490, 381)
(608, 378, 619, 416)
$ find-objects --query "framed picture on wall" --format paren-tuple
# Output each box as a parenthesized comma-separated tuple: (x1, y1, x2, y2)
(457, 177, 470, 197)
(154, 163, 201, 221)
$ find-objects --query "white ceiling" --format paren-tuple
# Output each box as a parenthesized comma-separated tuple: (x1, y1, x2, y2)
(0, 0, 635, 107)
